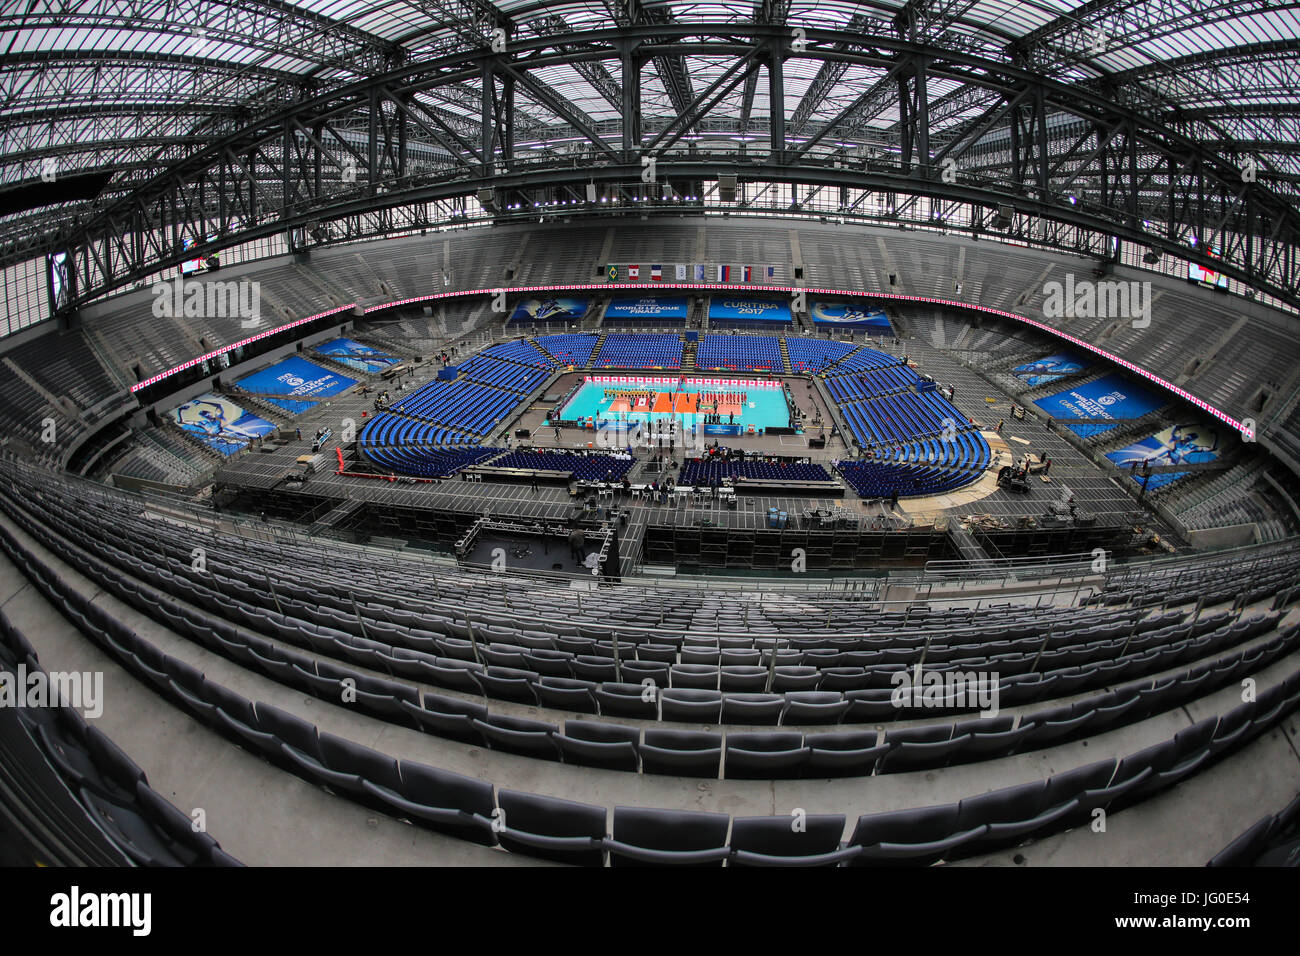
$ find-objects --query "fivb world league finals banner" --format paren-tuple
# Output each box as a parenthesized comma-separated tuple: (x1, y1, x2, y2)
(1034, 372, 1163, 435)
(605, 296, 689, 319)
(235, 355, 357, 399)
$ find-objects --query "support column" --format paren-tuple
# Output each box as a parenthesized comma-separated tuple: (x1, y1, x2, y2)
(768, 44, 785, 165)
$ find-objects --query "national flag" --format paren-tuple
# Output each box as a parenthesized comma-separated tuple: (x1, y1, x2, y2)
(766, 265, 775, 279)
(607, 264, 618, 281)
(719, 265, 730, 282)
(676, 264, 687, 280)
(694, 264, 706, 281)
(651, 264, 662, 281)
(743, 266, 752, 282)
(629, 264, 639, 279)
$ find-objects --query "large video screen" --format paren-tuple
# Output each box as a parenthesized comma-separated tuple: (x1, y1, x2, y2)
(1188, 248, 1228, 289)
(47, 251, 70, 312)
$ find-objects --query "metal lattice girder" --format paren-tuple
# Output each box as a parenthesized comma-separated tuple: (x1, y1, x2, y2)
(626, 3, 696, 130)
(893, 0, 992, 42)
(0, 0, 403, 77)
(8, 22, 1298, 315)
(787, 13, 874, 135)
(1007, 0, 1290, 76)
(529, 14, 623, 112)
(402, 0, 512, 48)
(1100, 38, 1300, 108)
(0, 50, 304, 114)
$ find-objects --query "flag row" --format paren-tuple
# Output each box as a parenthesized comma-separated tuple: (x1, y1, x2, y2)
(608, 264, 779, 282)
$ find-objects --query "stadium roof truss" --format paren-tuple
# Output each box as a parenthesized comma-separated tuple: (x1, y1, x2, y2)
(2, 1, 1299, 310)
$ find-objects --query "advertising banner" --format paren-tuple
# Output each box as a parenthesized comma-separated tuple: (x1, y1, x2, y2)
(1034, 373, 1163, 433)
(605, 296, 689, 319)
(707, 298, 792, 322)
(508, 297, 589, 323)
(1012, 352, 1088, 387)
(170, 392, 275, 456)
(315, 337, 400, 374)
(1105, 423, 1221, 490)
(235, 356, 357, 399)
(810, 301, 892, 332)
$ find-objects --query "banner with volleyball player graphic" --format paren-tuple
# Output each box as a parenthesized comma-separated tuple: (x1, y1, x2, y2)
(1105, 422, 1221, 489)
(507, 297, 590, 324)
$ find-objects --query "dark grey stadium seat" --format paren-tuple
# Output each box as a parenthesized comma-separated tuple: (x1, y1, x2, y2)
(729, 814, 858, 866)
(725, 732, 809, 779)
(534, 676, 599, 713)
(428, 658, 485, 693)
(595, 681, 659, 719)
(399, 696, 487, 744)
(1207, 816, 1276, 867)
(606, 806, 731, 866)
(721, 692, 785, 725)
(495, 790, 607, 866)
(571, 656, 620, 682)
(473, 666, 539, 704)
(772, 666, 822, 691)
(317, 732, 403, 797)
(555, 720, 640, 772)
(372, 761, 497, 846)
(781, 691, 849, 725)
(848, 803, 987, 866)
(719, 665, 769, 692)
(620, 660, 670, 687)
(660, 688, 723, 722)
(952, 780, 1079, 857)
(639, 729, 722, 777)
(521, 649, 574, 677)
(804, 731, 888, 778)
(472, 714, 561, 761)
(671, 663, 720, 690)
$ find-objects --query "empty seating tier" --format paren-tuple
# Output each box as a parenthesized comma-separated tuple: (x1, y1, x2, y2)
(695, 335, 783, 372)
(593, 333, 684, 369)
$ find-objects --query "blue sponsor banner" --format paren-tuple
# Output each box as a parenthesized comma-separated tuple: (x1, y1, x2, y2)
(708, 298, 792, 322)
(1105, 423, 1221, 489)
(703, 423, 743, 436)
(315, 337, 400, 374)
(1034, 372, 1164, 437)
(235, 356, 357, 399)
(810, 301, 892, 332)
(170, 392, 275, 456)
(605, 296, 689, 319)
(1012, 352, 1088, 387)
(509, 297, 589, 323)
(262, 397, 318, 416)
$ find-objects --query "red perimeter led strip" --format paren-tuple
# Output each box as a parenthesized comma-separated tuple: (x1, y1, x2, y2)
(130, 304, 355, 393)
(130, 283, 1252, 439)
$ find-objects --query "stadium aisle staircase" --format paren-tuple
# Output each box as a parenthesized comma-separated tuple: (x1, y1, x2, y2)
(779, 337, 793, 375)
(588, 331, 608, 369)
(682, 339, 697, 371)
(823, 344, 865, 375)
